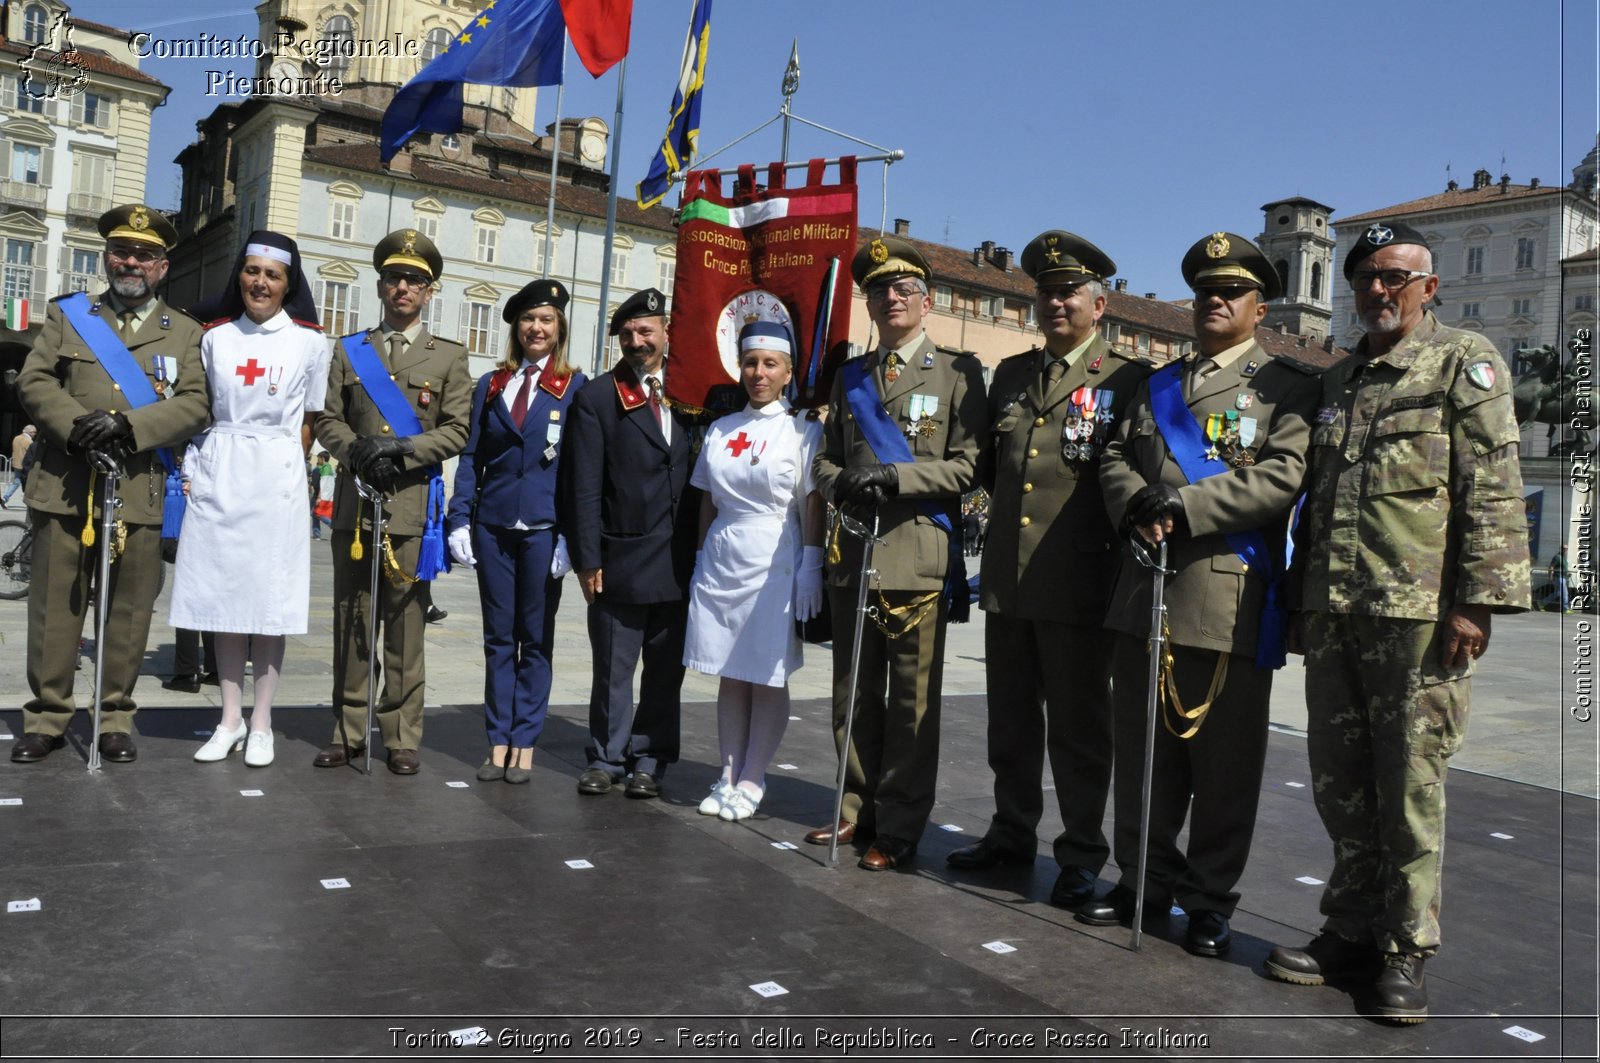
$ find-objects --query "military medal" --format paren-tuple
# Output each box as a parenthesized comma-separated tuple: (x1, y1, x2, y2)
(419, 387, 433, 408)
(1236, 393, 1253, 410)
(1234, 416, 1259, 467)
(884, 352, 902, 385)
(152, 355, 169, 396)
(1096, 389, 1114, 423)
(1204, 412, 1224, 462)
(267, 366, 284, 396)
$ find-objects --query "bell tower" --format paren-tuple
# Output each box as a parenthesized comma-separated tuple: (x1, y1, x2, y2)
(1256, 196, 1335, 341)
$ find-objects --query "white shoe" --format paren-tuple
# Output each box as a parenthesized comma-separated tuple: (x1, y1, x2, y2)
(194, 720, 248, 762)
(719, 788, 761, 822)
(244, 730, 274, 767)
(698, 781, 735, 816)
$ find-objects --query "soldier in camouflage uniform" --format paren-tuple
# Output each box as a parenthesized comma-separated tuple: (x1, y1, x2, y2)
(1268, 221, 1531, 1023)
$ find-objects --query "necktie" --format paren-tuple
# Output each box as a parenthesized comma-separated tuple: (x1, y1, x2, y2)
(118, 309, 136, 341)
(647, 376, 665, 433)
(387, 333, 406, 367)
(1188, 357, 1216, 399)
(510, 364, 537, 430)
(1044, 356, 1066, 389)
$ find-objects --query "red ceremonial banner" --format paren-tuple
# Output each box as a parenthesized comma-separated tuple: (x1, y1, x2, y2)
(666, 157, 858, 413)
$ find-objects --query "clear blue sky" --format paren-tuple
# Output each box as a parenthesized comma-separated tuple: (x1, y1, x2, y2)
(71, 0, 1599, 301)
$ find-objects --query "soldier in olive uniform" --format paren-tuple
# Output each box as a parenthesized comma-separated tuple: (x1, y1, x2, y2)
(947, 231, 1152, 912)
(313, 230, 471, 775)
(808, 235, 988, 870)
(1089, 233, 1321, 958)
(1267, 222, 1531, 1023)
(13, 205, 209, 764)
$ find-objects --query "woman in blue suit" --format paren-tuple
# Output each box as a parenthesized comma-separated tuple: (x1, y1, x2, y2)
(447, 280, 584, 783)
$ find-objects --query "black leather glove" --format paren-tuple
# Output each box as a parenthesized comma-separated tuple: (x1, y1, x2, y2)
(834, 463, 899, 507)
(69, 410, 132, 452)
(1125, 482, 1187, 535)
(346, 434, 414, 475)
(363, 457, 400, 494)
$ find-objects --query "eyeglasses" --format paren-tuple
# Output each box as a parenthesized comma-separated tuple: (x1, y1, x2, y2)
(1350, 269, 1431, 292)
(381, 271, 431, 290)
(866, 281, 925, 303)
(1197, 284, 1258, 303)
(1037, 282, 1090, 303)
(106, 247, 164, 265)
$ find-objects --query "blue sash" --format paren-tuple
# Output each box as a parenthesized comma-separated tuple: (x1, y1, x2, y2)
(57, 293, 183, 536)
(1147, 362, 1288, 669)
(342, 331, 448, 580)
(840, 356, 968, 623)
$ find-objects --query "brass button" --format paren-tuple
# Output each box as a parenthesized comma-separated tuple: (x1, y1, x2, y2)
(1034, 417, 1046, 427)
(1020, 516, 1031, 528)
(380, 426, 391, 434)
(1023, 482, 1033, 493)
(1027, 447, 1038, 458)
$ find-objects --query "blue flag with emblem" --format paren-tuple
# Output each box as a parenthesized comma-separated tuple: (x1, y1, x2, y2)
(380, 0, 567, 165)
(636, 0, 713, 208)
(1147, 361, 1290, 670)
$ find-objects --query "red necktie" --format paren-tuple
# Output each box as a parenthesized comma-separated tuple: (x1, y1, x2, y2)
(647, 376, 665, 432)
(510, 364, 537, 429)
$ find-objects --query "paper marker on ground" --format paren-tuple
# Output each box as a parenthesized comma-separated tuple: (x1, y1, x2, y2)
(321, 878, 351, 889)
(982, 941, 1017, 954)
(565, 859, 594, 870)
(750, 981, 788, 998)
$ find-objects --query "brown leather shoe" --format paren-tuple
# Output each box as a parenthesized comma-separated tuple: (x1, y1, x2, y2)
(804, 819, 856, 846)
(859, 838, 917, 871)
(11, 733, 64, 763)
(312, 743, 364, 768)
(386, 748, 420, 775)
(98, 733, 137, 762)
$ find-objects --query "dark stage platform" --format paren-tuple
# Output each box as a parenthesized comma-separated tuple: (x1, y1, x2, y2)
(0, 694, 1595, 1062)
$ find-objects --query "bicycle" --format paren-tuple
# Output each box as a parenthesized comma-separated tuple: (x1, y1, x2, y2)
(0, 511, 33, 599)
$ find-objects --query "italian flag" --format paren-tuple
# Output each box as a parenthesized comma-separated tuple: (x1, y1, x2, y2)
(4, 297, 26, 331)
(679, 193, 854, 229)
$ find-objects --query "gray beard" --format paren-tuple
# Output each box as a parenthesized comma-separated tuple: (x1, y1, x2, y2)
(110, 273, 150, 302)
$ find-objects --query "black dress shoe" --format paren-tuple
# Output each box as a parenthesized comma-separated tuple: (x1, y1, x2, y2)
(312, 743, 364, 768)
(859, 837, 917, 871)
(624, 771, 660, 799)
(98, 733, 137, 762)
(1184, 908, 1232, 957)
(577, 768, 614, 795)
(162, 673, 203, 693)
(1264, 932, 1380, 986)
(946, 836, 1036, 870)
(11, 733, 63, 763)
(1076, 887, 1171, 927)
(1048, 865, 1097, 910)
(1370, 953, 1428, 1024)
(425, 605, 448, 624)
(200, 672, 221, 687)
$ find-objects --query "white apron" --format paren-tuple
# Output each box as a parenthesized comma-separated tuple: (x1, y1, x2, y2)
(684, 399, 821, 687)
(169, 310, 329, 635)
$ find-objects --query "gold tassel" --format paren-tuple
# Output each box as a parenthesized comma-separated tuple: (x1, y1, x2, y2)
(1153, 617, 1227, 739)
(81, 471, 97, 548)
(351, 533, 364, 561)
(826, 514, 842, 568)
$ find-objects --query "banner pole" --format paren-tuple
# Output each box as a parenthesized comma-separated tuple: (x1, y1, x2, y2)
(593, 57, 628, 377)
(543, 35, 567, 275)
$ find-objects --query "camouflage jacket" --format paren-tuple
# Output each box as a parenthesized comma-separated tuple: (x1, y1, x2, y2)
(1291, 312, 1531, 619)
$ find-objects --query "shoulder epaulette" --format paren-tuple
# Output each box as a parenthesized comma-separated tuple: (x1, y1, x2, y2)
(291, 318, 324, 333)
(1268, 353, 1325, 376)
(201, 316, 234, 332)
(935, 343, 976, 358)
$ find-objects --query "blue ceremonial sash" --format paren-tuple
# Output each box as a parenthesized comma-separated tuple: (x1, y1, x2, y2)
(1147, 362, 1288, 669)
(342, 331, 448, 580)
(840, 356, 968, 623)
(57, 293, 183, 535)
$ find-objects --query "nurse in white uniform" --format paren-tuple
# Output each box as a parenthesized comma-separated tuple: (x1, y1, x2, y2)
(172, 230, 329, 767)
(683, 320, 825, 821)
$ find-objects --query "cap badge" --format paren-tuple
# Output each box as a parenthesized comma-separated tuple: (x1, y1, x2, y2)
(129, 206, 150, 231)
(646, 291, 660, 312)
(402, 230, 418, 254)
(1045, 234, 1062, 264)
(1366, 224, 1394, 245)
(1205, 233, 1230, 259)
(869, 238, 888, 264)
(549, 284, 559, 299)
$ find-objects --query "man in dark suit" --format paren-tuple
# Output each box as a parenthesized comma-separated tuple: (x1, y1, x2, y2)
(13, 204, 209, 764)
(566, 288, 698, 799)
(313, 229, 471, 775)
(949, 231, 1153, 910)
(1088, 232, 1321, 957)
(808, 236, 988, 870)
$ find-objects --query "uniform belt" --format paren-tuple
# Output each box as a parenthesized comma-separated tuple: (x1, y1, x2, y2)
(211, 422, 296, 439)
(721, 510, 787, 526)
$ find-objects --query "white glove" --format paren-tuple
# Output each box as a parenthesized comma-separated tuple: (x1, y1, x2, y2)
(795, 545, 825, 621)
(448, 525, 476, 568)
(550, 534, 573, 578)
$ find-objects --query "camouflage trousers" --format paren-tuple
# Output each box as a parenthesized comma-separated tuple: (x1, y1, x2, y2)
(1302, 612, 1472, 958)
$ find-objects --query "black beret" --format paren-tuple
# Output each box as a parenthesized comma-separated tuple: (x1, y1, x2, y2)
(504, 279, 570, 323)
(1020, 230, 1116, 285)
(1181, 231, 1282, 302)
(608, 287, 668, 335)
(1342, 221, 1431, 280)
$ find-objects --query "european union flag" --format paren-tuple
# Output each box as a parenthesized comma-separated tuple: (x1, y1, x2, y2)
(380, 0, 567, 164)
(635, 0, 712, 208)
